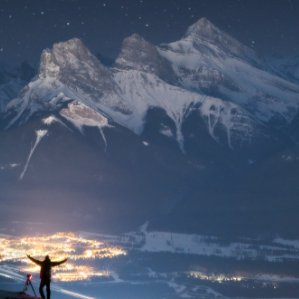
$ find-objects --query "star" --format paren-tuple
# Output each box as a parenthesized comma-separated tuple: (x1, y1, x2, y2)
(66, 21, 71, 26)
(40, 11, 45, 15)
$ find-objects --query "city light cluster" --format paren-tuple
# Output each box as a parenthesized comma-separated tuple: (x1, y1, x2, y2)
(0, 232, 126, 282)
(189, 271, 243, 283)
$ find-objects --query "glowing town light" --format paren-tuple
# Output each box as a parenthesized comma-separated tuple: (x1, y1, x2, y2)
(0, 232, 126, 282)
(189, 271, 243, 283)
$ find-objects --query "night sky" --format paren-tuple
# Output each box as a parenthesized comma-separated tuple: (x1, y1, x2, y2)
(0, 0, 299, 67)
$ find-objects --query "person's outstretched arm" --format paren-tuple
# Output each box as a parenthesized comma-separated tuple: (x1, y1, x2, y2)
(51, 258, 68, 267)
(27, 254, 42, 266)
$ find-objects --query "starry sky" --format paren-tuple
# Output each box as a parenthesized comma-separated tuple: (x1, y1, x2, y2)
(0, 0, 298, 67)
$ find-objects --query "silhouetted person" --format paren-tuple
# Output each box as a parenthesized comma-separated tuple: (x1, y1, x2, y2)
(27, 254, 67, 299)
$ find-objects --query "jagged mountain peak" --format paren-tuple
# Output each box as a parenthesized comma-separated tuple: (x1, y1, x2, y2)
(53, 37, 85, 50)
(36, 38, 116, 99)
(124, 33, 146, 43)
(183, 17, 255, 60)
(184, 17, 232, 42)
(41, 38, 90, 65)
(39, 38, 109, 79)
(116, 33, 160, 68)
(185, 17, 219, 38)
(115, 33, 176, 82)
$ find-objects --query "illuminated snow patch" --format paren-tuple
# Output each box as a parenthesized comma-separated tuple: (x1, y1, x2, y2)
(10, 163, 19, 168)
(60, 101, 108, 130)
(0, 163, 20, 171)
(42, 115, 57, 125)
(60, 101, 110, 150)
(19, 129, 48, 180)
(0, 232, 126, 282)
(160, 124, 173, 138)
(36, 129, 48, 138)
(55, 288, 97, 299)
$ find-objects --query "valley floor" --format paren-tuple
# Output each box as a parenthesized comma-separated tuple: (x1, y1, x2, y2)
(1, 228, 299, 298)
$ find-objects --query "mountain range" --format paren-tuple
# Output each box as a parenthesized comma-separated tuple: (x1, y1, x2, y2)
(1, 18, 299, 237)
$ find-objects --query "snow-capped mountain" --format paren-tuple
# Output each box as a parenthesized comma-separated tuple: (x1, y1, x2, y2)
(4, 39, 122, 128)
(2, 18, 299, 236)
(0, 62, 34, 113)
(2, 18, 299, 158)
(158, 18, 299, 125)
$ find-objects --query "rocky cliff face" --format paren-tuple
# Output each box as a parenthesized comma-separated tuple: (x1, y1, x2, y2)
(0, 63, 34, 113)
(115, 33, 177, 83)
(39, 38, 114, 93)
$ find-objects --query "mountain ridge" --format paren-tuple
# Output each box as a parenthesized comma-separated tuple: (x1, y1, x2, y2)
(1, 18, 299, 158)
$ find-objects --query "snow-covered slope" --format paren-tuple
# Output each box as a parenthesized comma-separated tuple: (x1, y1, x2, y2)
(158, 18, 299, 124)
(113, 68, 264, 150)
(4, 36, 265, 152)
